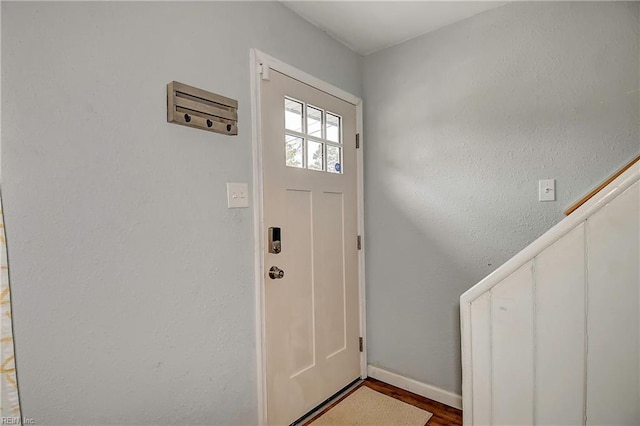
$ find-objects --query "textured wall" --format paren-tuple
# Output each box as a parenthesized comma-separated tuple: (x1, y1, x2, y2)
(1, 2, 361, 424)
(362, 1, 639, 395)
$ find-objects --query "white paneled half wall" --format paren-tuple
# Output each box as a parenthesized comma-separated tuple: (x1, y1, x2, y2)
(461, 161, 640, 425)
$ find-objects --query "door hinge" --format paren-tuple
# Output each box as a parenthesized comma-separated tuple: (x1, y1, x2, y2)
(259, 63, 270, 81)
(357, 235, 362, 250)
(359, 337, 363, 352)
(356, 133, 360, 149)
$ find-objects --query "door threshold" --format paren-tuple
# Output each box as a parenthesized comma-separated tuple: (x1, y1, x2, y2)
(291, 378, 363, 426)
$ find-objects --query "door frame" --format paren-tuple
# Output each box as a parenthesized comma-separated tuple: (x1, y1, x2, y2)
(250, 48, 367, 425)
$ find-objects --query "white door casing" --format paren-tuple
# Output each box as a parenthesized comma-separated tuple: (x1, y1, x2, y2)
(260, 68, 360, 425)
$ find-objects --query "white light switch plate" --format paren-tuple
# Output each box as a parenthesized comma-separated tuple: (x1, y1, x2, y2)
(539, 179, 556, 202)
(227, 182, 249, 208)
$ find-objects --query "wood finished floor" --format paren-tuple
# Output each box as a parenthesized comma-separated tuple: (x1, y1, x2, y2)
(307, 378, 462, 426)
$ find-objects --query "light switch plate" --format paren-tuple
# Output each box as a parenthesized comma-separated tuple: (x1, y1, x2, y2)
(539, 179, 556, 202)
(227, 182, 249, 208)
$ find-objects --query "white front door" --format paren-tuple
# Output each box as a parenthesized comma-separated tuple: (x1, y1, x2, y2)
(261, 69, 360, 425)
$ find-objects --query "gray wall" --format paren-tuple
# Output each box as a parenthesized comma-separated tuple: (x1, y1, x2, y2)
(4, 0, 640, 420)
(1, 2, 361, 424)
(363, 1, 639, 395)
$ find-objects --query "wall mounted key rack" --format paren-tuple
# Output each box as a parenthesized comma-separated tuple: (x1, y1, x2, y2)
(167, 81, 238, 135)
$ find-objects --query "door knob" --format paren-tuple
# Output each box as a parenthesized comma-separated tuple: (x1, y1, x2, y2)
(269, 266, 285, 280)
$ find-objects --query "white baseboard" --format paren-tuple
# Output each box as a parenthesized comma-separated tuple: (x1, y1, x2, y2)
(367, 365, 463, 410)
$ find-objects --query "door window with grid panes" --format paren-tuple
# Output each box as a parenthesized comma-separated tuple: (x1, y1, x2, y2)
(284, 97, 343, 174)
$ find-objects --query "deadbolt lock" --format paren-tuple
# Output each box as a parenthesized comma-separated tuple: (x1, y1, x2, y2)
(271, 241, 281, 254)
(269, 266, 285, 280)
(269, 227, 281, 254)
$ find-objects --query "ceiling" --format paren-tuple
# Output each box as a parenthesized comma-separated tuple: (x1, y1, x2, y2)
(282, 1, 508, 56)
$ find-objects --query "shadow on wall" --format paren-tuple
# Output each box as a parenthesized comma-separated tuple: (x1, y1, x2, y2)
(371, 106, 557, 280)
(365, 73, 638, 394)
(365, 184, 476, 393)
(364, 0, 639, 398)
